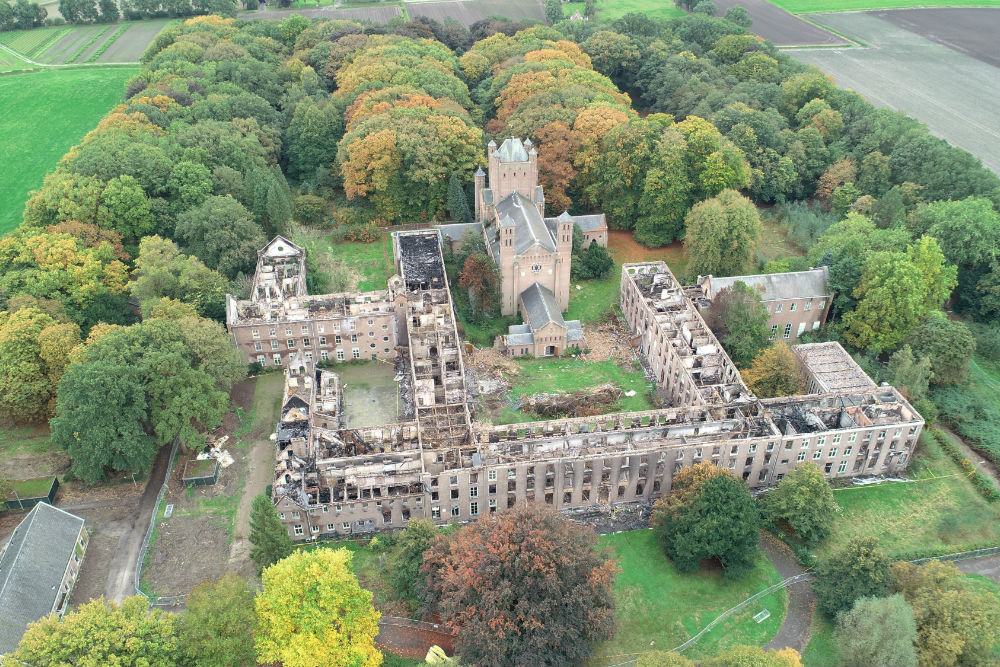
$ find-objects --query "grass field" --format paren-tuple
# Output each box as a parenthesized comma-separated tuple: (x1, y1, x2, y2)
(296, 232, 395, 293)
(815, 430, 1000, 560)
(564, 0, 685, 21)
(0, 68, 136, 235)
(593, 530, 786, 662)
(766, 0, 1000, 12)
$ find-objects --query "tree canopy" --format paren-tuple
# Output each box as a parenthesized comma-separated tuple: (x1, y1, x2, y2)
(834, 594, 917, 667)
(762, 463, 837, 547)
(813, 536, 892, 618)
(684, 189, 761, 278)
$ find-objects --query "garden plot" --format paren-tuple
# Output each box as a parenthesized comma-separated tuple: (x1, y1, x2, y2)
(406, 0, 545, 27)
(95, 19, 171, 62)
(792, 11, 1000, 175)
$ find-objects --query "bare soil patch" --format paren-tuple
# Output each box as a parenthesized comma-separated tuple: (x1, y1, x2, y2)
(872, 7, 1000, 68)
(712, 0, 847, 46)
(406, 0, 545, 26)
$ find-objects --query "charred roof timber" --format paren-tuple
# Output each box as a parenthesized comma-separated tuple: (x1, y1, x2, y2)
(397, 232, 446, 291)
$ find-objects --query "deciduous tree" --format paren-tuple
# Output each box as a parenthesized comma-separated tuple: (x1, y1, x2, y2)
(458, 253, 501, 321)
(743, 343, 808, 398)
(130, 235, 229, 321)
(181, 572, 257, 667)
(705, 281, 770, 368)
(903, 313, 975, 386)
(704, 645, 803, 667)
(6, 596, 179, 667)
(386, 518, 438, 606)
(762, 463, 837, 547)
(684, 189, 761, 279)
(255, 548, 381, 667)
(891, 559, 1000, 667)
(421, 506, 617, 667)
(175, 195, 266, 279)
(814, 536, 892, 618)
(653, 470, 760, 580)
(249, 493, 293, 575)
(834, 594, 917, 667)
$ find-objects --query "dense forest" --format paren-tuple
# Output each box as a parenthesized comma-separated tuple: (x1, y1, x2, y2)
(2, 9, 999, 483)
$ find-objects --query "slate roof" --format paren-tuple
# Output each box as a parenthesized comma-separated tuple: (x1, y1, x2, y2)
(495, 137, 529, 163)
(546, 212, 608, 234)
(521, 283, 566, 331)
(494, 193, 557, 255)
(435, 222, 483, 244)
(567, 320, 584, 342)
(0, 503, 85, 655)
(504, 324, 535, 346)
(707, 266, 830, 301)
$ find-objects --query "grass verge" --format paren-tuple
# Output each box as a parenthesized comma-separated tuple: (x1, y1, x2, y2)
(815, 431, 1000, 560)
(802, 609, 837, 667)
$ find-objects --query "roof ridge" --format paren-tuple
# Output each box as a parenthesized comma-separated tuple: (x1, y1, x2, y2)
(0, 505, 39, 602)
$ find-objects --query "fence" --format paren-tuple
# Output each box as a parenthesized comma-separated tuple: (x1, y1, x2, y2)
(134, 437, 185, 608)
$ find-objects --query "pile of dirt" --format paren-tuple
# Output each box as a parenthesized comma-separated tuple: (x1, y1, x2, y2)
(522, 383, 623, 417)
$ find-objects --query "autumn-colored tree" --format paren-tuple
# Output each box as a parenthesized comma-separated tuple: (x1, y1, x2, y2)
(46, 220, 129, 262)
(458, 253, 501, 322)
(0, 307, 81, 423)
(534, 120, 577, 213)
(661, 461, 731, 508)
(421, 506, 617, 667)
(684, 189, 761, 278)
(742, 343, 808, 398)
(816, 157, 856, 209)
(891, 560, 1000, 667)
(6, 596, 179, 667)
(255, 548, 382, 667)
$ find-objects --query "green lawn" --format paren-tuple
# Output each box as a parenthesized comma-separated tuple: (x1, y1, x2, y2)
(0, 424, 57, 464)
(0, 67, 136, 235)
(593, 530, 786, 662)
(815, 430, 1000, 560)
(295, 233, 395, 293)
(802, 609, 837, 667)
(765, 0, 1000, 12)
(756, 215, 806, 267)
(564, 0, 685, 21)
(7, 476, 56, 499)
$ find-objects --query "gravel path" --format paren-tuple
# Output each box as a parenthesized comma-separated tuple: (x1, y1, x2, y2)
(759, 533, 815, 653)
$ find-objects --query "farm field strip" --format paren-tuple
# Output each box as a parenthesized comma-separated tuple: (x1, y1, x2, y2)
(790, 11, 1000, 176)
(765, 0, 1000, 13)
(713, 0, 847, 46)
(38, 24, 104, 63)
(405, 0, 545, 26)
(242, 5, 403, 20)
(96, 20, 173, 62)
(0, 20, 169, 65)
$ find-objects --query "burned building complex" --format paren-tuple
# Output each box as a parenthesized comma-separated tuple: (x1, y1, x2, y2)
(227, 235, 923, 540)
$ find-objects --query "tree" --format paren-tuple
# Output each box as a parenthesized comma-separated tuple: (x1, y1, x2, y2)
(834, 594, 917, 667)
(904, 313, 975, 386)
(575, 241, 614, 280)
(7, 596, 179, 667)
(813, 536, 892, 618)
(386, 518, 438, 606)
(544, 0, 562, 24)
(447, 174, 472, 223)
(582, 31, 640, 81)
(704, 645, 803, 667)
(886, 345, 931, 402)
(0, 307, 81, 423)
(98, 0, 119, 21)
(705, 282, 771, 368)
(921, 197, 1000, 269)
(249, 493, 293, 575)
(724, 6, 751, 27)
(421, 507, 617, 667)
(762, 463, 836, 548)
(50, 359, 154, 484)
(255, 548, 381, 667)
(458, 253, 501, 322)
(742, 343, 808, 398)
(891, 559, 1000, 667)
(129, 235, 230, 321)
(653, 471, 760, 580)
(285, 98, 343, 181)
(843, 237, 956, 352)
(684, 189, 761, 279)
(181, 573, 257, 667)
(692, 0, 716, 15)
(175, 195, 266, 279)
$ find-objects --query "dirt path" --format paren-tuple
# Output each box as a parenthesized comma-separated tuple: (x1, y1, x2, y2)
(227, 379, 275, 572)
(95, 443, 173, 602)
(956, 554, 1000, 583)
(759, 533, 815, 653)
(936, 425, 1000, 489)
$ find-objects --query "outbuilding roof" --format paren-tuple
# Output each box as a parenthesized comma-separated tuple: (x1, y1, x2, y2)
(521, 283, 566, 332)
(0, 503, 85, 655)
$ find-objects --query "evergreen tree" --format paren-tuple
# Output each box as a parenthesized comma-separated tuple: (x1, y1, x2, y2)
(447, 173, 472, 223)
(249, 494, 293, 575)
(814, 536, 892, 618)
